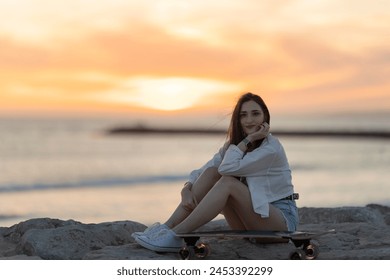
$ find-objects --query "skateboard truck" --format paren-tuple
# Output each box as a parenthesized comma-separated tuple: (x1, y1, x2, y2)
(179, 236, 210, 260)
(288, 238, 320, 260)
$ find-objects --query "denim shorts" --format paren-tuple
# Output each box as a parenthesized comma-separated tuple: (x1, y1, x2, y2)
(271, 199, 299, 232)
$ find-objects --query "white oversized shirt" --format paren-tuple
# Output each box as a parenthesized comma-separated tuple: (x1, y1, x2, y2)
(188, 134, 294, 218)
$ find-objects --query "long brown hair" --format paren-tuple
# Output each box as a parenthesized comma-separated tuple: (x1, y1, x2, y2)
(227, 93, 270, 148)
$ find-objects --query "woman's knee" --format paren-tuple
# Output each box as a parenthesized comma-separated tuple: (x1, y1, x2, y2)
(215, 176, 242, 190)
(201, 167, 221, 180)
(191, 167, 221, 201)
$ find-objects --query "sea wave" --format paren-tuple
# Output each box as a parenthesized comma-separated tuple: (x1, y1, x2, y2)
(0, 163, 326, 193)
(0, 174, 188, 193)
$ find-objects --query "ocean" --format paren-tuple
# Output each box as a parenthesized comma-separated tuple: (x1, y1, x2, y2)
(0, 117, 389, 227)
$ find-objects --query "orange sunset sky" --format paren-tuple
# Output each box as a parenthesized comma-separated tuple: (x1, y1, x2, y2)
(0, 0, 389, 123)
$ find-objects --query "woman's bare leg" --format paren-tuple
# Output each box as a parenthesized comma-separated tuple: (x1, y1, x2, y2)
(164, 167, 221, 228)
(221, 199, 246, 230)
(172, 176, 287, 233)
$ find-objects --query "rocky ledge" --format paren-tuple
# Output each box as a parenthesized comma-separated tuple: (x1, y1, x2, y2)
(1, 204, 389, 260)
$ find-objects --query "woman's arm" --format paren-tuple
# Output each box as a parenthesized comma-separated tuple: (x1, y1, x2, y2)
(218, 122, 274, 176)
(218, 143, 278, 177)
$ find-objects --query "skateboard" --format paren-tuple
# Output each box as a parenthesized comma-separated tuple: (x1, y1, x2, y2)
(177, 229, 335, 260)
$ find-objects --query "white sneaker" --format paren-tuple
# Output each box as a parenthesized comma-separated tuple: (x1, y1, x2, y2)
(131, 222, 169, 238)
(135, 229, 184, 253)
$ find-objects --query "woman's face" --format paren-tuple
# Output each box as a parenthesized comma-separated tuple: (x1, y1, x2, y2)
(240, 100, 265, 135)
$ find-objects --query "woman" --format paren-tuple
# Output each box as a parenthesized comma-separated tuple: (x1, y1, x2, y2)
(134, 92, 299, 252)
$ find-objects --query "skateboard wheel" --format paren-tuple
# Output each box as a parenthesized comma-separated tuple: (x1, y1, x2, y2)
(194, 243, 210, 259)
(289, 249, 306, 260)
(304, 240, 320, 260)
(179, 247, 194, 260)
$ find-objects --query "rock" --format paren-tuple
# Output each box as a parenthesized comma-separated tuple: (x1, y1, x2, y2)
(0, 233, 16, 258)
(367, 204, 390, 225)
(1, 205, 390, 260)
(0, 255, 42, 260)
(298, 206, 386, 225)
(1, 218, 146, 260)
(2, 218, 81, 244)
(83, 243, 178, 260)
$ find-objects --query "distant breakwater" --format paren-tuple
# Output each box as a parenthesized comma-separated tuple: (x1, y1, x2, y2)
(106, 126, 390, 139)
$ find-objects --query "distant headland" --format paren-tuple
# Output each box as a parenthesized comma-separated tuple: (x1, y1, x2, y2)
(105, 126, 390, 139)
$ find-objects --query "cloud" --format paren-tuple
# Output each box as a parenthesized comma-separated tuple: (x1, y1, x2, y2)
(0, 0, 389, 116)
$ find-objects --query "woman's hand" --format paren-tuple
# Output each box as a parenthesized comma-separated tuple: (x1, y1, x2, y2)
(180, 182, 198, 212)
(247, 122, 270, 142)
